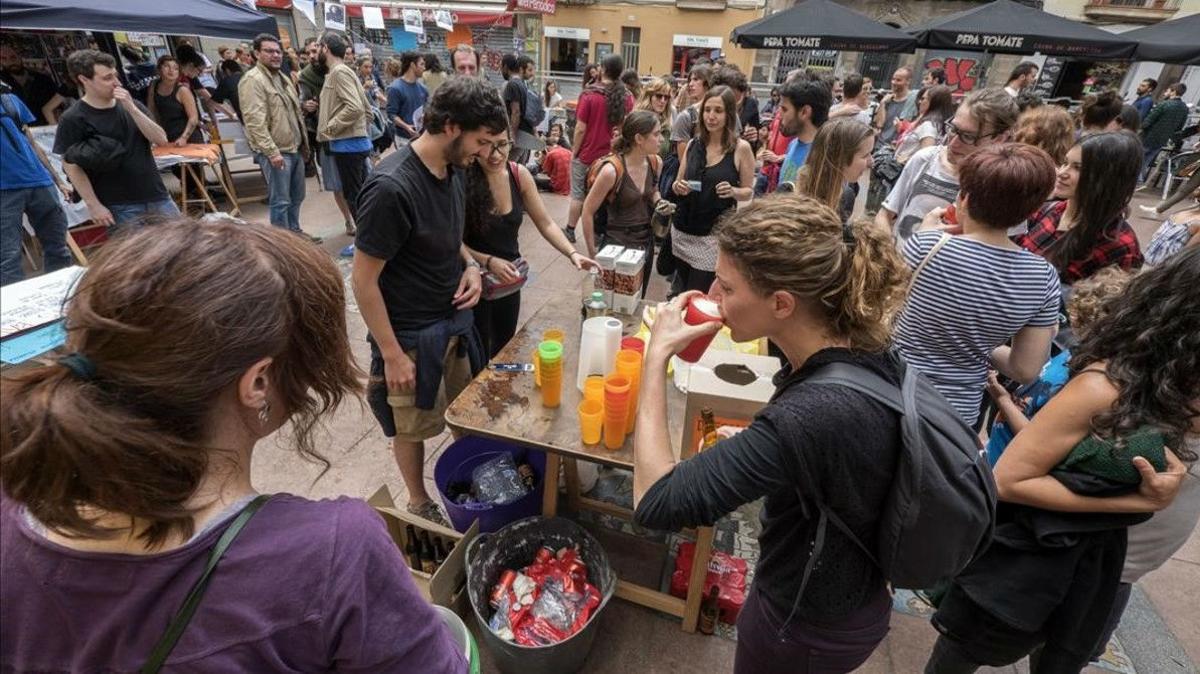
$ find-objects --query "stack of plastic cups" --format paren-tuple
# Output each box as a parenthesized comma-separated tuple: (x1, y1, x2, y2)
(534, 329, 565, 388)
(620, 336, 645, 355)
(614, 349, 642, 436)
(539, 341, 564, 408)
(583, 375, 605, 406)
(577, 399, 603, 445)
(602, 374, 631, 450)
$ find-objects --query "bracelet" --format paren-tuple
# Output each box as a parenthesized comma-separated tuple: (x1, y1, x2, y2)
(484, 255, 493, 270)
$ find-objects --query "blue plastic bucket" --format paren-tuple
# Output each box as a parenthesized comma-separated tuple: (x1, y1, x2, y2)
(434, 436, 546, 534)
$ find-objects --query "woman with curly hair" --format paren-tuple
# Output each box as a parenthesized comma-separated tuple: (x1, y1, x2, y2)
(634, 195, 912, 673)
(1013, 105, 1074, 165)
(926, 246, 1197, 674)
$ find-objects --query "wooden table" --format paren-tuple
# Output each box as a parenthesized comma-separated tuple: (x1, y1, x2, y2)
(444, 294, 715, 632)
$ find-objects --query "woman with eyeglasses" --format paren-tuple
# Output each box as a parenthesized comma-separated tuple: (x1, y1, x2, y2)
(1015, 131, 1144, 285)
(635, 77, 676, 159)
(877, 88, 1018, 244)
(463, 133, 599, 358)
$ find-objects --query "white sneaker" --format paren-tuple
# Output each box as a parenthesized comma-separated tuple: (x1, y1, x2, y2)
(1138, 204, 1160, 216)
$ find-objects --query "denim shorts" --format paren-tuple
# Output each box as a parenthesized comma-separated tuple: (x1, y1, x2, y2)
(570, 158, 591, 200)
(366, 337, 473, 442)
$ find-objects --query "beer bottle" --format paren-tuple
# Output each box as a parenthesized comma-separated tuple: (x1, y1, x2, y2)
(433, 537, 447, 569)
(699, 585, 720, 635)
(404, 525, 421, 572)
(420, 531, 437, 575)
(699, 408, 719, 450)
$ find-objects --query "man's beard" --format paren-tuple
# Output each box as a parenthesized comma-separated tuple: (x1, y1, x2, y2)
(317, 51, 328, 68)
(445, 136, 476, 168)
(781, 118, 799, 137)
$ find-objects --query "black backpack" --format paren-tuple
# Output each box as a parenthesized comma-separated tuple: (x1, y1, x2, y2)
(795, 359, 997, 592)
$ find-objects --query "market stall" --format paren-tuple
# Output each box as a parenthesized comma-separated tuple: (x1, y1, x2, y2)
(1122, 13, 1200, 66)
(446, 281, 777, 639)
(730, 0, 916, 54)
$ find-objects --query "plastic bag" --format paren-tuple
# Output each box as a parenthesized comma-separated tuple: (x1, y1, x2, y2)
(472, 453, 530, 505)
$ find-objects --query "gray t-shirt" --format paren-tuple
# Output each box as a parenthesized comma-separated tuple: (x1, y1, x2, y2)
(882, 145, 959, 244)
(878, 91, 914, 145)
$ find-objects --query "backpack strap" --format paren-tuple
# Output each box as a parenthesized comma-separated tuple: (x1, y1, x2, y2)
(909, 233, 952, 288)
(603, 154, 625, 202)
(140, 494, 271, 674)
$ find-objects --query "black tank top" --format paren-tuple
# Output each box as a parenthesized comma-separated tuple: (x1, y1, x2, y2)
(674, 140, 738, 236)
(153, 81, 202, 143)
(464, 162, 524, 261)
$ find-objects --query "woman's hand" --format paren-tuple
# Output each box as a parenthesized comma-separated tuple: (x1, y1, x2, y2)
(985, 371, 1009, 402)
(647, 291, 722, 362)
(486, 257, 522, 283)
(1135, 447, 1188, 511)
(570, 251, 599, 272)
(673, 179, 692, 197)
(654, 200, 677, 217)
(715, 181, 734, 199)
(174, 137, 187, 147)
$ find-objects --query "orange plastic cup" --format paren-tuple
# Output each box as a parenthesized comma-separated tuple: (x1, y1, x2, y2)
(603, 375, 631, 449)
(543, 328, 565, 344)
(532, 347, 541, 388)
(539, 341, 564, 408)
(583, 375, 605, 405)
(615, 349, 643, 435)
(578, 399, 603, 444)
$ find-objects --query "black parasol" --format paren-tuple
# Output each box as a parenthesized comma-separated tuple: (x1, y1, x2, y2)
(731, 0, 916, 53)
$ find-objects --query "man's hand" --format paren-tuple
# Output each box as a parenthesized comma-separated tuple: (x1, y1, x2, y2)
(741, 126, 758, 143)
(882, 92, 895, 105)
(303, 99, 318, 114)
(383, 351, 417, 393)
(113, 86, 136, 111)
(57, 182, 73, 202)
(87, 202, 114, 228)
(268, 154, 285, 170)
(453, 266, 482, 310)
(174, 137, 188, 147)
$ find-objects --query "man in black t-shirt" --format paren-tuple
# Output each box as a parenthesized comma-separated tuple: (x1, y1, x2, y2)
(53, 50, 175, 232)
(352, 77, 509, 526)
(501, 53, 539, 163)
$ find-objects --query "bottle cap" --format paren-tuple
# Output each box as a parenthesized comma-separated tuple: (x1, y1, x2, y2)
(591, 291, 604, 301)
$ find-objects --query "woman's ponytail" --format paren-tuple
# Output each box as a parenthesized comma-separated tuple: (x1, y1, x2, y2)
(835, 218, 910, 351)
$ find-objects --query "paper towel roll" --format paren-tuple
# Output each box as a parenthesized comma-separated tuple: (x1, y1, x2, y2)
(577, 316, 622, 391)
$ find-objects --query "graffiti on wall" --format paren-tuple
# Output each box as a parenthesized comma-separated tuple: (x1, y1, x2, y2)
(923, 52, 986, 94)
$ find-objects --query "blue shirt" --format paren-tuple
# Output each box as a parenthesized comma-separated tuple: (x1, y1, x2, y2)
(329, 136, 373, 154)
(386, 78, 428, 140)
(985, 350, 1071, 465)
(1133, 94, 1153, 121)
(778, 138, 812, 186)
(0, 94, 53, 191)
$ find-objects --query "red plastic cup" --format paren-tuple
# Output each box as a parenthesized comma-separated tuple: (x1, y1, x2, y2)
(621, 336, 645, 355)
(676, 296, 723, 363)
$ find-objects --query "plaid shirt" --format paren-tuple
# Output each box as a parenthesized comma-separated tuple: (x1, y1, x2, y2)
(1016, 200, 1143, 284)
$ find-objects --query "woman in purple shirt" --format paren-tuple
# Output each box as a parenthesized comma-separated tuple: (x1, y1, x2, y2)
(0, 218, 467, 673)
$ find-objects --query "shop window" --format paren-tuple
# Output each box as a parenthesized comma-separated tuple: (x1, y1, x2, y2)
(621, 27, 640, 72)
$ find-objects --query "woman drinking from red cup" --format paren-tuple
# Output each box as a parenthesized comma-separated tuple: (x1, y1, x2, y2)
(632, 195, 912, 674)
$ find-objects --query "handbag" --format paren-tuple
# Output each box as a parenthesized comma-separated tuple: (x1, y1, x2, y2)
(140, 495, 270, 673)
(872, 147, 904, 185)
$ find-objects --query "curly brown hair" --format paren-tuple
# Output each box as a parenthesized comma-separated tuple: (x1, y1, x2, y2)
(1065, 265, 1134, 339)
(714, 195, 910, 352)
(1069, 246, 1199, 460)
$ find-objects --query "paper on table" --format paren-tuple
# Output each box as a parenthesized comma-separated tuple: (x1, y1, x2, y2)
(0, 266, 84, 338)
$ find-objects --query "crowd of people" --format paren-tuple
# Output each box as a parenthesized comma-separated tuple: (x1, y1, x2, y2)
(1, 29, 1198, 674)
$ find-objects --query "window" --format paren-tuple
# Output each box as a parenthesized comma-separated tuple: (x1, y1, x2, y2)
(621, 27, 640, 72)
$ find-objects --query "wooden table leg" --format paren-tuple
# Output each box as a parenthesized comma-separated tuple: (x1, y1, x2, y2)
(542, 452, 561, 517)
(192, 166, 221, 214)
(65, 231, 88, 266)
(563, 458, 581, 512)
(681, 525, 715, 633)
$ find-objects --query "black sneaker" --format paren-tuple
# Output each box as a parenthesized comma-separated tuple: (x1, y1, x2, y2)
(563, 227, 576, 243)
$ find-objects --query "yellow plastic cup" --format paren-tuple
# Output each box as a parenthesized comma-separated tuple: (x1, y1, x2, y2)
(615, 349, 642, 435)
(583, 375, 605, 405)
(532, 347, 541, 388)
(543, 328, 565, 344)
(578, 399, 603, 445)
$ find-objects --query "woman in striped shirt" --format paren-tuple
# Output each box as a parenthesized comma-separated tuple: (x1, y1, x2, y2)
(894, 143, 1062, 428)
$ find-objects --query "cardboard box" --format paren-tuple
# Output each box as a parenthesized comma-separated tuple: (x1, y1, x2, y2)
(369, 485, 479, 618)
(612, 248, 646, 315)
(681, 351, 780, 459)
(594, 245, 624, 292)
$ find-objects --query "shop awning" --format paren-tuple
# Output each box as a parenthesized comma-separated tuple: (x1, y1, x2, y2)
(0, 0, 278, 40)
(731, 0, 916, 53)
(1122, 13, 1200, 65)
(906, 0, 1137, 60)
